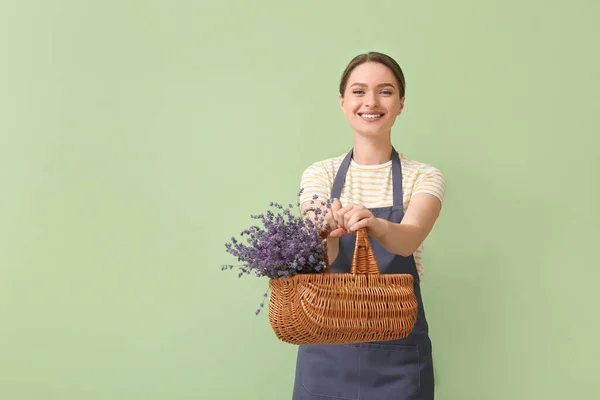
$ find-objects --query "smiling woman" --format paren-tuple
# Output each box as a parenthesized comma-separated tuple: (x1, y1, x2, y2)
(339, 55, 406, 146)
(293, 52, 447, 400)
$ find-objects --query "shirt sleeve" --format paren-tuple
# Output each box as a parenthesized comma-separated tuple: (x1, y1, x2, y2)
(299, 162, 332, 205)
(413, 165, 447, 206)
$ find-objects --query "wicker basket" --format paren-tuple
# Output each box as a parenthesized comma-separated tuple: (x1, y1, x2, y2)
(268, 227, 418, 345)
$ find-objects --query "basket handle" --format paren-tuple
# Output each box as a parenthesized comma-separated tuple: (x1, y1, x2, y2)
(321, 227, 380, 275)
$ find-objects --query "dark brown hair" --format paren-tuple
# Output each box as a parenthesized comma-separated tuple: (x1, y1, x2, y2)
(339, 52, 406, 98)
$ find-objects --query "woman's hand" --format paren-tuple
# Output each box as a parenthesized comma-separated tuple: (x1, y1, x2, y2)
(322, 198, 346, 237)
(320, 194, 442, 257)
(327, 201, 389, 239)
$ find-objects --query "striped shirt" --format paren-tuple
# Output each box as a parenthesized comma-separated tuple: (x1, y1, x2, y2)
(299, 152, 446, 280)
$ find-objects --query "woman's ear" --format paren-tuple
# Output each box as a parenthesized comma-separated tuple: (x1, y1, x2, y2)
(397, 96, 406, 115)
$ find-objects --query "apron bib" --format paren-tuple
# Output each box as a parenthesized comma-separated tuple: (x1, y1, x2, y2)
(292, 148, 435, 400)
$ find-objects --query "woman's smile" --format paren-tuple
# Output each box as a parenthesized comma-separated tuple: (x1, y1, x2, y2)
(357, 112, 385, 122)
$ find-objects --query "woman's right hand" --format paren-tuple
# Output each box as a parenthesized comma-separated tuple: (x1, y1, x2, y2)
(301, 197, 343, 264)
(302, 197, 343, 236)
(323, 198, 349, 238)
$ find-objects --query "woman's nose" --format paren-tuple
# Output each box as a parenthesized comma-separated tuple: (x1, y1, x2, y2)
(363, 92, 378, 107)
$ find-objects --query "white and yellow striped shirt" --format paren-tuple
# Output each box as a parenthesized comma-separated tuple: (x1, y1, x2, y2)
(299, 152, 446, 280)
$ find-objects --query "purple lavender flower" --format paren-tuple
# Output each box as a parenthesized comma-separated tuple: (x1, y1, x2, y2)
(221, 188, 332, 314)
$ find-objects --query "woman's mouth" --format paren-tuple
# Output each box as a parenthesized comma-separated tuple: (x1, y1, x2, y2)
(358, 113, 384, 122)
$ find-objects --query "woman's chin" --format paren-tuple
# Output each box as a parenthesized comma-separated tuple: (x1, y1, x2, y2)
(353, 128, 390, 139)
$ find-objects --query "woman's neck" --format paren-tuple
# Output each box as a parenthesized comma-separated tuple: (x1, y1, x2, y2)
(351, 135, 393, 165)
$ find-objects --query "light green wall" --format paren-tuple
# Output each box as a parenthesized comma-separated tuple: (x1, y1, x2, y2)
(1, 1, 598, 399)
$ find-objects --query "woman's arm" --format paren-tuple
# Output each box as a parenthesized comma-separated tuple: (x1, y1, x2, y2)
(334, 193, 442, 257)
(376, 193, 442, 257)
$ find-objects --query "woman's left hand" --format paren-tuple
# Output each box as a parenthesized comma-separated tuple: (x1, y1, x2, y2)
(329, 203, 390, 239)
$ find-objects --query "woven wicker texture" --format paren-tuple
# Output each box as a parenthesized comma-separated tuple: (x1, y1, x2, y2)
(268, 227, 418, 345)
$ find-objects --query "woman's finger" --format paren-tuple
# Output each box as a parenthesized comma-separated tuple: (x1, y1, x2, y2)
(328, 226, 348, 238)
(342, 205, 368, 229)
(336, 203, 355, 230)
(317, 198, 337, 230)
(328, 219, 339, 231)
(348, 218, 371, 233)
(345, 209, 371, 230)
(331, 199, 343, 226)
(331, 198, 342, 211)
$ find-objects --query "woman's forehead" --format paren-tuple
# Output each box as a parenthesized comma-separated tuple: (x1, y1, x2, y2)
(347, 62, 397, 84)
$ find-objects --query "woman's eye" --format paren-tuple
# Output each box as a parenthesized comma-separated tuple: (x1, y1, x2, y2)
(353, 90, 364, 95)
(381, 90, 392, 95)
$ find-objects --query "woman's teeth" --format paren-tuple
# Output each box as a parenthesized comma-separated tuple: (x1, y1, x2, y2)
(361, 114, 383, 119)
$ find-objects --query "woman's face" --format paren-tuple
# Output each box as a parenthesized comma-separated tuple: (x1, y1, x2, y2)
(340, 62, 405, 139)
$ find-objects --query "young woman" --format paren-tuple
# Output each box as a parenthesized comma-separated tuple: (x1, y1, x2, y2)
(294, 52, 447, 400)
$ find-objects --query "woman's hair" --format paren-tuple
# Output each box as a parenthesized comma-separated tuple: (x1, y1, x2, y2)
(339, 52, 406, 98)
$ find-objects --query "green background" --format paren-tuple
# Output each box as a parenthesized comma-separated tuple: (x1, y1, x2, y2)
(1, 0, 598, 399)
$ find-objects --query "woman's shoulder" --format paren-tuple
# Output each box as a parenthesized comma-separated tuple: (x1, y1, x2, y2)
(399, 152, 447, 204)
(299, 153, 348, 204)
(302, 152, 348, 176)
(399, 152, 445, 178)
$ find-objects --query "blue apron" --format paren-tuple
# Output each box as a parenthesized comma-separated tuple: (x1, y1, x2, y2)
(292, 147, 435, 400)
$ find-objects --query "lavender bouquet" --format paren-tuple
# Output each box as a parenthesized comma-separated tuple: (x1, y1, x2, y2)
(221, 190, 332, 314)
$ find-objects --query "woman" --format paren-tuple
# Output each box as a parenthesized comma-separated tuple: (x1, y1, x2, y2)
(294, 52, 446, 400)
